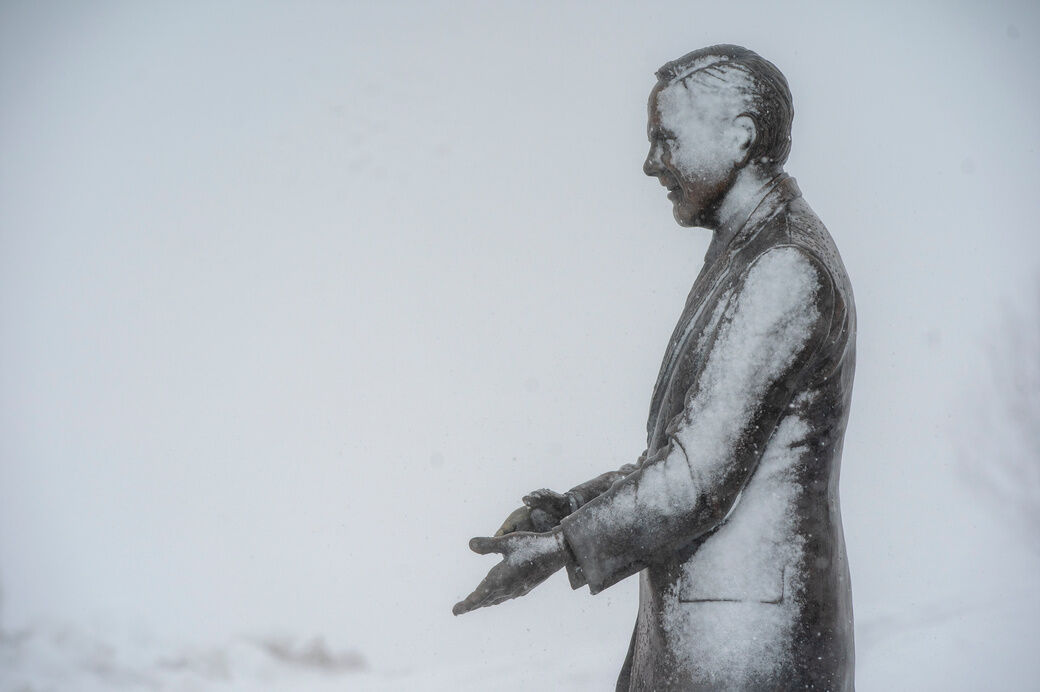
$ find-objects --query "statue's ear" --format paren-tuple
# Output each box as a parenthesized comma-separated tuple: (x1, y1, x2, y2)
(733, 114, 757, 166)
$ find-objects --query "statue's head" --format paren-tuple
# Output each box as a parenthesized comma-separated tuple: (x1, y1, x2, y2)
(643, 45, 793, 227)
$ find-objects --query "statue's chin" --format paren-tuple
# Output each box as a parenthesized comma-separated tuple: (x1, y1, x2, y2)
(672, 204, 697, 228)
(669, 193, 705, 227)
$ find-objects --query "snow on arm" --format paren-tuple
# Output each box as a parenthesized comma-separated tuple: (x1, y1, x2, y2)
(560, 246, 833, 593)
(564, 455, 645, 508)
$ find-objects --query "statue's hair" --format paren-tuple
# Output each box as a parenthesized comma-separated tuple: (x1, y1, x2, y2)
(656, 45, 794, 169)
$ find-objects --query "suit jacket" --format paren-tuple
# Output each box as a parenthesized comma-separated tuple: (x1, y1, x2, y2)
(559, 176, 856, 691)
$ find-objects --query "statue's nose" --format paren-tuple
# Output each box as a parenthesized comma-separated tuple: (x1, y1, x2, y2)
(643, 151, 661, 177)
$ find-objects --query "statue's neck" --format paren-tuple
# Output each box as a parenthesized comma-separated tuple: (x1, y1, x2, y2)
(705, 168, 784, 262)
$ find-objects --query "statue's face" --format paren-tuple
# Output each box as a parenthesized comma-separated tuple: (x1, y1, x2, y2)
(643, 80, 743, 228)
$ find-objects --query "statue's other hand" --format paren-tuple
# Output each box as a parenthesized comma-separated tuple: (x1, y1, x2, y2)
(522, 489, 573, 531)
(494, 505, 535, 537)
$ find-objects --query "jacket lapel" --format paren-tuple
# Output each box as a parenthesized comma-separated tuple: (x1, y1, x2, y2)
(645, 177, 803, 443)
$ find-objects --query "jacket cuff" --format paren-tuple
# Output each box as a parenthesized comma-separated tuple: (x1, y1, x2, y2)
(564, 558, 588, 590)
(559, 510, 627, 595)
(555, 531, 588, 588)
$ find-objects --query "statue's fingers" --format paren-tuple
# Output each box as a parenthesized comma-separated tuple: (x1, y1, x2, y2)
(522, 489, 551, 507)
(524, 489, 569, 516)
(529, 508, 555, 533)
(493, 523, 517, 537)
(468, 536, 501, 555)
(452, 592, 480, 615)
(494, 506, 530, 537)
(452, 579, 502, 615)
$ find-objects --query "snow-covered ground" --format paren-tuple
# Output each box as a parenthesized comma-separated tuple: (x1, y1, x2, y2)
(2, 1, 1039, 690)
(4, 570, 1040, 691)
(1, 626, 624, 691)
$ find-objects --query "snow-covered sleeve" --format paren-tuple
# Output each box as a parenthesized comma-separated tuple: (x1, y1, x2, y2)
(564, 453, 646, 508)
(559, 246, 835, 594)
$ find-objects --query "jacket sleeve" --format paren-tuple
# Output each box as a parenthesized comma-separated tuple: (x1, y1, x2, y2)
(559, 246, 836, 594)
(556, 453, 647, 589)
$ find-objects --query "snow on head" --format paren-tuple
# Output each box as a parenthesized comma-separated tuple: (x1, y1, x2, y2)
(654, 46, 794, 175)
(655, 65, 755, 180)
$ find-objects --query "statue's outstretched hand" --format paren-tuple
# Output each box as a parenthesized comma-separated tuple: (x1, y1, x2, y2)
(452, 531, 569, 616)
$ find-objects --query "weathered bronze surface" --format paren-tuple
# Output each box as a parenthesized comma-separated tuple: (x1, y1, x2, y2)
(455, 45, 856, 691)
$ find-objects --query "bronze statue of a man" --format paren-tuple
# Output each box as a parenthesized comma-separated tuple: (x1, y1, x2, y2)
(454, 44, 856, 691)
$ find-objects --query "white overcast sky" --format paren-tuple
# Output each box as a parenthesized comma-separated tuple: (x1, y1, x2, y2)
(1, 1, 1039, 688)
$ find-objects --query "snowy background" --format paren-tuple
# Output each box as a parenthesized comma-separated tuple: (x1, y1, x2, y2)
(2, 1, 1039, 690)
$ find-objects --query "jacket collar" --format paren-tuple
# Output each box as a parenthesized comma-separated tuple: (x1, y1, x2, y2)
(704, 174, 802, 265)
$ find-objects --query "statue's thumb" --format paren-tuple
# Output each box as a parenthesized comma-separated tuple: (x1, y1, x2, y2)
(468, 537, 498, 555)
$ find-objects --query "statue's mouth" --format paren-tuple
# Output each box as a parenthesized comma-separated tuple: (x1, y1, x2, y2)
(660, 176, 681, 195)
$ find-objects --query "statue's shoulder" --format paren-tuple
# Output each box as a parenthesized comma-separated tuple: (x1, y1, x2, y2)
(772, 196, 855, 319)
(773, 197, 848, 277)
